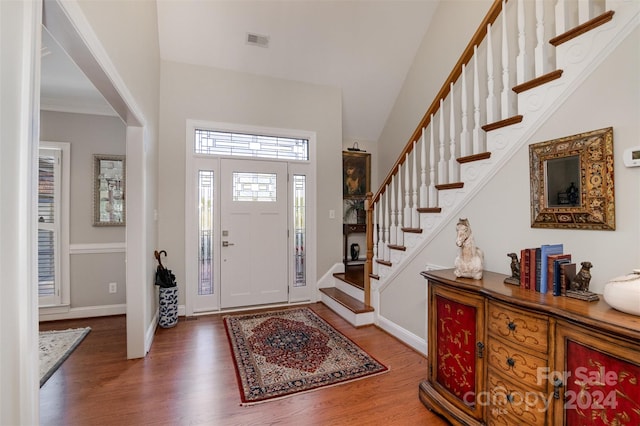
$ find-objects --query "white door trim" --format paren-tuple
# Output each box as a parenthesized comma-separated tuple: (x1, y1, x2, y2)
(184, 119, 317, 316)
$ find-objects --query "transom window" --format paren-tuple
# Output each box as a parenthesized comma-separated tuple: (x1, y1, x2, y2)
(195, 129, 309, 161)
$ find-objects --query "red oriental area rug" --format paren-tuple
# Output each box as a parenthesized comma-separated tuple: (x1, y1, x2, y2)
(224, 307, 388, 405)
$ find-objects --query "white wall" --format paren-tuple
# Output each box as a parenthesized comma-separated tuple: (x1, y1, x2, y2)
(74, 0, 161, 357)
(158, 60, 343, 304)
(376, 0, 493, 185)
(40, 111, 127, 307)
(380, 27, 640, 339)
(0, 1, 42, 423)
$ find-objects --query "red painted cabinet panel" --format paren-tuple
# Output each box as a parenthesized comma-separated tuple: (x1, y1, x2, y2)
(555, 323, 640, 426)
(428, 284, 485, 423)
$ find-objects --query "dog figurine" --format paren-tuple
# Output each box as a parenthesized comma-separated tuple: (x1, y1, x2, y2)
(571, 261, 593, 292)
(507, 253, 520, 279)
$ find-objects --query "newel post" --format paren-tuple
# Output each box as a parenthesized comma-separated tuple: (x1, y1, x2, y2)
(364, 192, 373, 306)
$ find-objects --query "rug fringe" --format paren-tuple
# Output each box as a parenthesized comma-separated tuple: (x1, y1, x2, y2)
(238, 368, 390, 406)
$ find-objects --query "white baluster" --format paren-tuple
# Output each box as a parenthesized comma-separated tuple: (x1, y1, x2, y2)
(383, 188, 390, 262)
(555, 0, 569, 36)
(448, 82, 458, 182)
(411, 142, 419, 227)
(419, 128, 428, 208)
(486, 23, 498, 124)
(516, 0, 529, 85)
(460, 64, 470, 157)
(473, 46, 483, 154)
(578, 0, 594, 25)
(404, 153, 411, 228)
(372, 201, 378, 276)
(396, 166, 404, 246)
(428, 119, 438, 207)
(389, 176, 397, 246)
(534, 0, 548, 77)
(501, 0, 513, 119)
(438, 101, 447, 184)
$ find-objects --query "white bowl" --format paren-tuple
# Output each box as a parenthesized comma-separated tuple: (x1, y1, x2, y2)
(603, 272, 640, 317)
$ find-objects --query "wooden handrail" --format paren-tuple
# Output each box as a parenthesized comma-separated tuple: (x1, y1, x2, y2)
(372, 0, 506, 205)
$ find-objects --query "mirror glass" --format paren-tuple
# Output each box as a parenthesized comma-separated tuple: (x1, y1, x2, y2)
(545, 155, 580, 207)
(529, 127, 614, 230)
(93, 155, 125, 226)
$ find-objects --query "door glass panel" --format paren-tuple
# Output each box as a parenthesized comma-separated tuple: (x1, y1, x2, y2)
(232, 172, 277, 202)
(293, 175, 306, 287)
(198, 170, 214, 295)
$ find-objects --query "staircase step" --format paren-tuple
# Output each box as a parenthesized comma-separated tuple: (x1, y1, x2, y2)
(319, 287, 373, 314)
(376, 259, 392, 267)
(388, 244, 406, 251)
(481, 114, 524, 132)
(457, 152, 491, 164)
(333, 264, 364, 289)
(402, 227, 423, 233)
(513, 70, 563, 94)
(435, 182, 464, 190)
(550, 10, 615, 46)
(319, 287, 374, 327)
(417, 207, 442, 213)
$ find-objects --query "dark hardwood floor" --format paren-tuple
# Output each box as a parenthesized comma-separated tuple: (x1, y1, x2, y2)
(39, 303, 446, 426)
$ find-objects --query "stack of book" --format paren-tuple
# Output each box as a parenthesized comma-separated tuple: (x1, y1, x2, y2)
(519, 244, 576, 295)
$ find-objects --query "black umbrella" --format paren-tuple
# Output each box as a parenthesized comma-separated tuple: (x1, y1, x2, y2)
(154, 250, 176, 288)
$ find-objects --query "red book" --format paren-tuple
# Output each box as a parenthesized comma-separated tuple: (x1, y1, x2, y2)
(547, 254, 571, 294)
(520, 249, 527, 288)
(521, 249, 532, 289)
(528, 248, 537, 291)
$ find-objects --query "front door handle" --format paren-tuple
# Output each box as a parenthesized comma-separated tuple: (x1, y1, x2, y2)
(222, 241, 235, 247)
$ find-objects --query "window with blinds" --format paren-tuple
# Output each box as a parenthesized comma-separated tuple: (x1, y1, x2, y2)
(38, 150, 61, 305)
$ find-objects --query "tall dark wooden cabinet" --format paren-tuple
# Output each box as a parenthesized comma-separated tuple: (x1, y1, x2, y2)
(420, 269, 640, 426)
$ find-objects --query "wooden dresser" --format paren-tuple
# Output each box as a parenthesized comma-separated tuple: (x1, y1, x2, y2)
(419, 269, 640, 426)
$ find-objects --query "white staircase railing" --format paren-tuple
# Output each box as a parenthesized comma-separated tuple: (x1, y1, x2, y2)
(366, 0, 638, 298)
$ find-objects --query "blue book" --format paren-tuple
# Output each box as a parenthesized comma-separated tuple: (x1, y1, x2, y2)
(539, 244, 563, 293)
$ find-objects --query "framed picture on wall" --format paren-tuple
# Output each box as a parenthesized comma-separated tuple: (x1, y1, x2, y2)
(343, 151, 370, 199)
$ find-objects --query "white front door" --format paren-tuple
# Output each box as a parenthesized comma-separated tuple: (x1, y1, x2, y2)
(220, 159, 288, 308)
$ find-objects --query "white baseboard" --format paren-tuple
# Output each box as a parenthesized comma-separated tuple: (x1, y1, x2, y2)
(145, 310, 159, 355)
(317, 262, 344, 288)
(39, 303, 126, 321)
(376, 314, 427, 355)
(69, 242, 126, 254)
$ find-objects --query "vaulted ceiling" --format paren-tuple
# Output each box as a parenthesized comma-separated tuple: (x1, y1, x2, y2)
(41, 0, 440, 142)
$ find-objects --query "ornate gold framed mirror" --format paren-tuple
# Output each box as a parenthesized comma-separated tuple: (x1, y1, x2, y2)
(529, 127, 614, 230)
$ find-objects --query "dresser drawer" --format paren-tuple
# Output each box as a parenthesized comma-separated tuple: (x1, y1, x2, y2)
(488, 302, 548, 354)
(487, 337, 547, 389)
(487, 370, 549, 426)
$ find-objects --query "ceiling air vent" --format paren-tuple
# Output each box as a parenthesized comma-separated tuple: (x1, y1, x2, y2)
(246, 32, 269, 48)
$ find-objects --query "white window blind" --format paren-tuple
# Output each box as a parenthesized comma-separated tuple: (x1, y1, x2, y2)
(38, 149, 61, 305)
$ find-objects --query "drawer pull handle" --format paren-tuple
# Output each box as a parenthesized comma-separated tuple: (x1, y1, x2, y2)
(507, 321, 517, 331)
(553, 378, 563, 399)
(477, 342, 485, 359)
(506, 357, 515, 367)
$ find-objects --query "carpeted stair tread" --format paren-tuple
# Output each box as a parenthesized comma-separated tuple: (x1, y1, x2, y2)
(319, 287, 374, 314)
